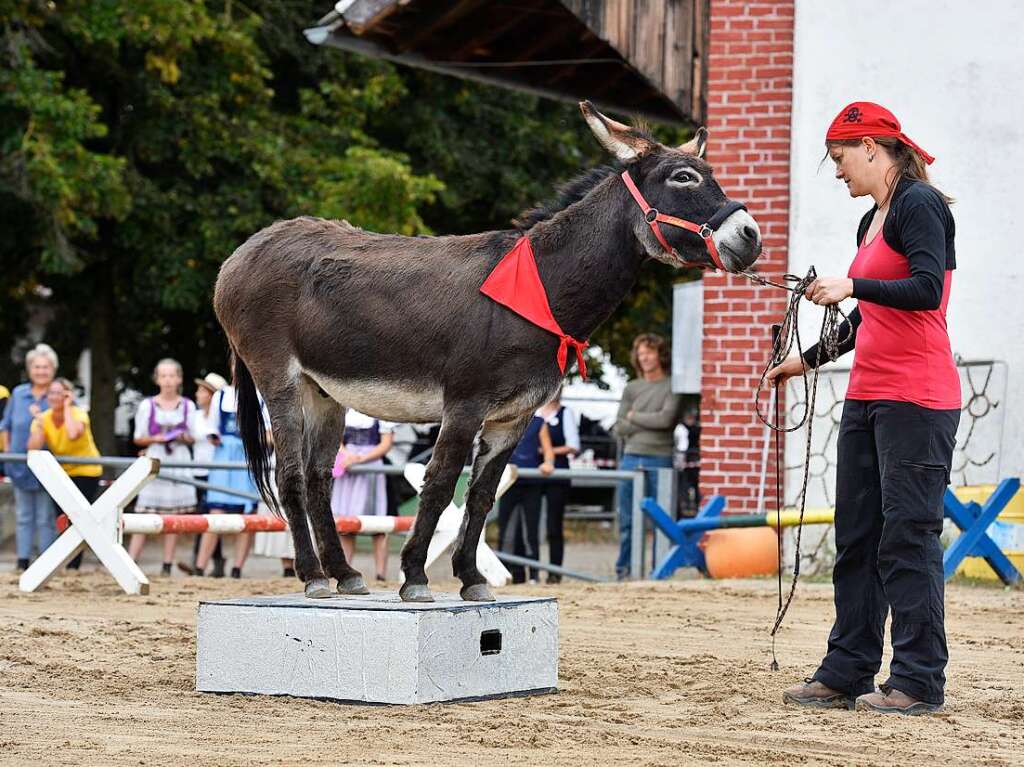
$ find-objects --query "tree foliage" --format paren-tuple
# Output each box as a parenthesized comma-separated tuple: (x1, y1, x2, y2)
(0, 0, 693, 450)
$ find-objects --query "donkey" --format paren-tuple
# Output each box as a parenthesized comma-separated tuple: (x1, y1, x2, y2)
(214, 102, 762, 602)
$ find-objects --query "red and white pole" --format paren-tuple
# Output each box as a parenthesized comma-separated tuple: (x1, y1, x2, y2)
(121, 514, 414, 536)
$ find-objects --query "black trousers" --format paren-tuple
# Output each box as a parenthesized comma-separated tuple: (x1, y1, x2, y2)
(813, 399, 959, 705)
(542, 482, 568, 568)
(498, 482, 543, 583)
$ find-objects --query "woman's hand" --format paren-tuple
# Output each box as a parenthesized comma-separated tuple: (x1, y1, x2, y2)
(805, 277, 853, 306)
(539, 460, 555, 477)
(766, 355, 807, 389)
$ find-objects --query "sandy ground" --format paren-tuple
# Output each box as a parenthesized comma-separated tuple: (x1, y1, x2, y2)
(0, 566, 1021, 767)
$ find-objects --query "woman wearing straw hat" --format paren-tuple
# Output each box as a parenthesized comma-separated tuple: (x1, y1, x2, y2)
(769, 102, 959, 716)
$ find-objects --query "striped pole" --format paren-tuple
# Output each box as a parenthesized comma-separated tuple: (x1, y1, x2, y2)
(676, 507, 835, 535)
(121, 514, 414, 536)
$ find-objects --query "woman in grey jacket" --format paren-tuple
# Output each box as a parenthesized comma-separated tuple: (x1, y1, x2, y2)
(613, 333, 682, 579)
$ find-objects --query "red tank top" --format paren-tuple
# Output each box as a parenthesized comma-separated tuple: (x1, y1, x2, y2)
(846, 229, 961, 409)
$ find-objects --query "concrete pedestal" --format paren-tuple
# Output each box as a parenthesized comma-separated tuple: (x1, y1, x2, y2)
(196, 592, 558, 704)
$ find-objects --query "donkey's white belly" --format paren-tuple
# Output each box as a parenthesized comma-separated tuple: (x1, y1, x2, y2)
(304, 371, 444, 423)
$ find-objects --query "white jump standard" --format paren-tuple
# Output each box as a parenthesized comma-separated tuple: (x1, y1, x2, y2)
(197, 592, 559, 704)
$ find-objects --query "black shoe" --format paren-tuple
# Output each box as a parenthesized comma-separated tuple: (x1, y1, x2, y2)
(283, 567, 296, 578)
(161, 562, 172, 576)
(16, 558, 29, 573)
(176, 560, 197, 576)
(546, 573, 562, 584)
(230, 567, 241, 579)
(211, 559, 226, 579)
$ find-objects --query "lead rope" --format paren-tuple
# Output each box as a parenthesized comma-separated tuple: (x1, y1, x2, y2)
(740, 266, 852, 670)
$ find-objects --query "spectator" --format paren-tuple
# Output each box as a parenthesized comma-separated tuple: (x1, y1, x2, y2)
(27, 378, 101, 570)
(535, 390, 580, 584)
(613, 333, 682, 580)
(331, 410, 395, 581)
(193, 379, 266, 578)
(0, 383, 9, 425)
(674, 409, 701, 518)
(128, 359, 200, 575)
(252, 450, 296, 578)
(498, 415, 556, 584)
(179, 372, 227, 577)
(0, 344, 59, 572)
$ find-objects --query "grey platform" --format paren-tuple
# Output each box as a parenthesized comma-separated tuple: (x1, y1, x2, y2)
(196, 592, 559, 705)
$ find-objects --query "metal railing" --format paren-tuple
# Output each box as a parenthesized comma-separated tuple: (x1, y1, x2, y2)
(0, 452, 662, 579)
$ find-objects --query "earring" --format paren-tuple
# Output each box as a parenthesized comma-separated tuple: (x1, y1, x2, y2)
(868, 154, 874, 162)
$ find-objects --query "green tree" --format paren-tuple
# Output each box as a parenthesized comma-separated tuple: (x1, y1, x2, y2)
(0, 0, 695, 452)
(0, 0, 441, 452)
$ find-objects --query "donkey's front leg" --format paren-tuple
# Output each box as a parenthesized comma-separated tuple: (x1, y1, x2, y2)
(453, 414, 532, 601)
(399, 408, 483, 602)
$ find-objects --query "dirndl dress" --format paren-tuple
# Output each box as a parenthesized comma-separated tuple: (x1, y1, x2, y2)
(205, 387, 259, 513)
(330, 415, 389, 519)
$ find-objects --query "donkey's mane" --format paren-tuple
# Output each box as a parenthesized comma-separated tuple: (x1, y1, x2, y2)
(513, 161, 625, 230)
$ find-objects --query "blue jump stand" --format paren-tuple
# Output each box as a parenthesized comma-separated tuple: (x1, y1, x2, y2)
(642, 495, 725, 579)
(942, 477, 1021, 585)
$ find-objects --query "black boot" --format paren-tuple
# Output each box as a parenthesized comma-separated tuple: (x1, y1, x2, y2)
(161, 562, 172, 576)
(283, 567, 296, 578)
(211, 558, 226, 578)
(16, 558, 29, 572)
(230, 566, 241, 579)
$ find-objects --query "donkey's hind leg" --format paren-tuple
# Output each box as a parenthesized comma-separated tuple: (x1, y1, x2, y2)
(262, 387, 329, 598)
(299, 377, 368, 595)
(454, 414, 533, 601)
(399, 405, 484, 602)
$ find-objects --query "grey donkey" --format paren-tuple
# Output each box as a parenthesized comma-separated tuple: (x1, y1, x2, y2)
(213, 102, 762, 602)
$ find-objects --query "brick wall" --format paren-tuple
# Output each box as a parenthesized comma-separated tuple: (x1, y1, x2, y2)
(700, 0, 794, 512)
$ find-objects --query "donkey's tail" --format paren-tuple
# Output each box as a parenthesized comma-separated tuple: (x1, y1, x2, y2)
(232, 349, 281, 517)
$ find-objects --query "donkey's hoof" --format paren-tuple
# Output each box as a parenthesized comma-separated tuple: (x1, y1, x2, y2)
(337, 575, 370, 595)
(399, 583, 435, 603)
(460, 584, 495, 602)
(304, 578, 332, 599)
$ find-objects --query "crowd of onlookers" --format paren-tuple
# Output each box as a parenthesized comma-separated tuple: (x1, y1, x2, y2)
(2, 333, 698, 582)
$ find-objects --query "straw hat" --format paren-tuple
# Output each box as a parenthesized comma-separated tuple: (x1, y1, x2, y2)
(194, 372, 228, 393)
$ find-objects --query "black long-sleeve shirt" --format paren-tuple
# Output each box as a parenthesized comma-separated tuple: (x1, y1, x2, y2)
(803, 178, 955, 369)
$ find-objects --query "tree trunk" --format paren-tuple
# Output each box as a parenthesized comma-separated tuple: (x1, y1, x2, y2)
(90, 264, 118, 458)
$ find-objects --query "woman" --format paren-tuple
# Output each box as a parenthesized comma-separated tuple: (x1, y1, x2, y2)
(179, 372, 227, 577)
(535, 390, 580, 583)
(129, 359, 200, 575)
(498, 417, 556, 584)
(194, 379, 267, 578)
(770, 102, 959, 716)
(331, 410, 396, 582)
(27, 378, 102, 570)
(612, 334, 682, 580)
(0, 344, 59, 571)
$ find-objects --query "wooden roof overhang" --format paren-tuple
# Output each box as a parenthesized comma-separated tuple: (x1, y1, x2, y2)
(305, 0, 708, 125)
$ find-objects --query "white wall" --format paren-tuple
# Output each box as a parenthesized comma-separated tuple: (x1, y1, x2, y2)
(788, 0, 1024, 490)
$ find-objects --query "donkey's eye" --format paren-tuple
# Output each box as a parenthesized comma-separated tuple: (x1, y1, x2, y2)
(671, 170, 697, 184)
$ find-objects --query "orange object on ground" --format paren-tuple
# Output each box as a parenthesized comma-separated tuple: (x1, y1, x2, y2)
(699, 527, 780, 578)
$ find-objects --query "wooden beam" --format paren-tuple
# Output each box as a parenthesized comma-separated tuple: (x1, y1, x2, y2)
(315, 32, 686, 123)
(391, 0, 482, 54)
(343, 0, 403, 35)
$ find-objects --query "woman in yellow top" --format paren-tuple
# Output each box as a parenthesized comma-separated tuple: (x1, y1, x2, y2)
(28, 378, 102, 570)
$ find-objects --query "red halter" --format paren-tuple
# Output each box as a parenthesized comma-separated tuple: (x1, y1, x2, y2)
(621, 170, 740, 272)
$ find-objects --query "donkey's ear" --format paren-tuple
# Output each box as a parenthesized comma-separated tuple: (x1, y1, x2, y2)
(579, 101, 655, 162)
(679, 127, 708, 158)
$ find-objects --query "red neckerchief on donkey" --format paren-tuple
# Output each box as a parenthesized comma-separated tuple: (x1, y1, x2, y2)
(480, 236, 590, 380)
(481, 171, 747, 377)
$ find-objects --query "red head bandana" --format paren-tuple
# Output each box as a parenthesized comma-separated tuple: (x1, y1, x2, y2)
(826, 102, 935, 165)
